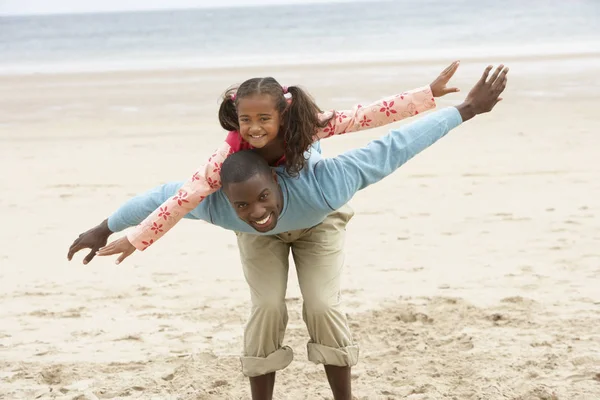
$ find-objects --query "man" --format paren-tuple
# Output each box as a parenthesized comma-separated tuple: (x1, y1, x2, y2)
(68, 65, 508, 400)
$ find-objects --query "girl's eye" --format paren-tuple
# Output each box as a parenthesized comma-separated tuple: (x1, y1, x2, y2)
(260, 117, 270, 122)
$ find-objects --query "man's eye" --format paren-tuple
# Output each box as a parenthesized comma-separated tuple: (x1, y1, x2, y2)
(237, 204, 247, 209)
(260, 193, 269, 200)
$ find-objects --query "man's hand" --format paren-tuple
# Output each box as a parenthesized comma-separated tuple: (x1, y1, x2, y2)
(96, 236, 137, 265)
(457, 64, 509, 122)
(67, 219, 113, 265)
(430, 61, 460, 98)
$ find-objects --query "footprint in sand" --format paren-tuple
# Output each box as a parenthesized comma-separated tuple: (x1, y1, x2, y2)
(39, 365, 64, 385)
(521, 387, 559, 400)
(519, 284, 540, 291)
(211, 379, 229, 388)
(29, 307, 86, 318)
(500, 296, 536, 305)
(113, 334, 143, 342)
(395, 311, 433, 324)
(519, 265, 534, 273)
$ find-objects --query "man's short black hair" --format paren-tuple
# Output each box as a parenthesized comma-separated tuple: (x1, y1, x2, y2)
(221, 150, 273, 187)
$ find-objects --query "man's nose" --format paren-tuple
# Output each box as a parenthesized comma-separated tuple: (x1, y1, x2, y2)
(249, 204, 267, 219)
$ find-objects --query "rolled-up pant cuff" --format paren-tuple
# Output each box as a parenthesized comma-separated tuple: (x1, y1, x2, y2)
(307, 342, 359, 367)
(240, 346, 294, 377)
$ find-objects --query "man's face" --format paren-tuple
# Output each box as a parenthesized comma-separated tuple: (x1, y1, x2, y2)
(224, 171, 283, 233)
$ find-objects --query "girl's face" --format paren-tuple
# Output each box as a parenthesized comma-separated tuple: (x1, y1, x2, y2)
(237, 93, 282, 148)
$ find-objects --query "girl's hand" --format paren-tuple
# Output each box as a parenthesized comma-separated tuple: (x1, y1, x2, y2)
(430, 61, 461, 97)
(97, 236, 136, 265)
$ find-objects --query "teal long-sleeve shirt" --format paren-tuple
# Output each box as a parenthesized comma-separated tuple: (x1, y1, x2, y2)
(108, 107, 463, 235)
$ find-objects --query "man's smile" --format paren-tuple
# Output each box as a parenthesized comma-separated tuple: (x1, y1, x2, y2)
(251, 212, 274, 229)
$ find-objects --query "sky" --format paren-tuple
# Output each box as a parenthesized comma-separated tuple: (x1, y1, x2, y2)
(0, 0, 368, 16)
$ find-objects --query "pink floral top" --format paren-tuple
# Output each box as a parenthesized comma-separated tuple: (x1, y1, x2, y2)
(127, 86, 436, 250)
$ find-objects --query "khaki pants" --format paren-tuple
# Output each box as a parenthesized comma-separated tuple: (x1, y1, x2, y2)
(235, 205, 358, 377)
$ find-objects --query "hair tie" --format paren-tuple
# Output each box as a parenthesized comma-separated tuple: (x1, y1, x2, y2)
(282, 86, 288, 94)
(230, 93, 236, 101)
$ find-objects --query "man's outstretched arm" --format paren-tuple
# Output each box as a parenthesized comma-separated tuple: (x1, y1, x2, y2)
(67, 181, 208, 264)
(107, 182, 186, 233)
(316, 65, 508, 210)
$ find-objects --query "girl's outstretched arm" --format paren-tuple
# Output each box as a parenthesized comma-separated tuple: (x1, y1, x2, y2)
(314, 61, 460, 139)
(125, 131, 241, 251)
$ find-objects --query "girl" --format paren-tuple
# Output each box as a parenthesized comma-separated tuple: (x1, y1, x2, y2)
(98, 61, 460, 260)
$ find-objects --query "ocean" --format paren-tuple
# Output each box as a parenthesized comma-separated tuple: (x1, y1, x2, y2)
(0, 0, 599, 74)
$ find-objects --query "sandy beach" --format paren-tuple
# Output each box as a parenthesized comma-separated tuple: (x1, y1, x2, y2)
(1, 55, 599, 399)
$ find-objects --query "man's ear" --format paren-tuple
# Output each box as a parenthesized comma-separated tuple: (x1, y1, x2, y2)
(272, 169, 278, 183)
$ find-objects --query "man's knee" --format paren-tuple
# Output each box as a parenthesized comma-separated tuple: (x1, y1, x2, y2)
(247, 297, 288, 339)
(252, 296, 287, 314)
(244, 299, 288, 357)
(303, 290, 341, 316)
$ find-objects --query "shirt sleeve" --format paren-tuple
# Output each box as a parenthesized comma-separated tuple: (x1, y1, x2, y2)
(124, 135, 239, 251)
(314, 86, 436, 139)
(315, 107, 463, 210)
(107, 181, 212, 248)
